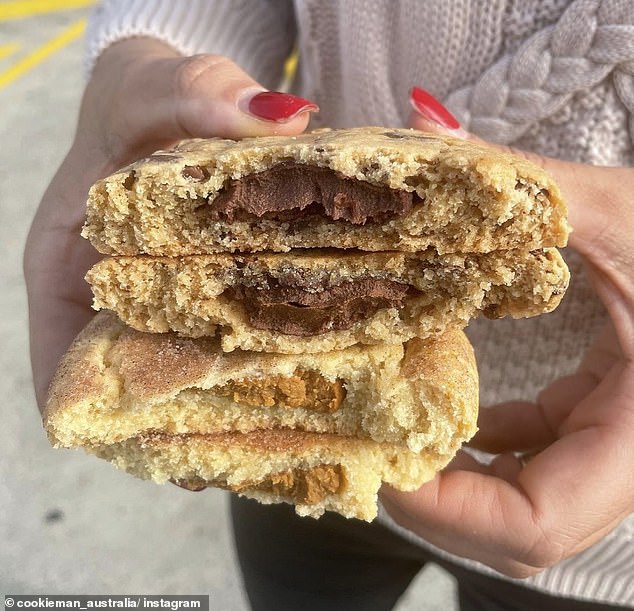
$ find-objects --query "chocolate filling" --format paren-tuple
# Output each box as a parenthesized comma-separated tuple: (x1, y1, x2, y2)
(208, 162, 418, 224)
(230, 277, 414, 336)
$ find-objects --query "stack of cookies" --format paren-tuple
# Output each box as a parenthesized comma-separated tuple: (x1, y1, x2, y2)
(44, 127, 569, 521)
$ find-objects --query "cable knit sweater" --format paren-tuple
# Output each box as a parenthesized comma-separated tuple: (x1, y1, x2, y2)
(87, 0, 634, 606)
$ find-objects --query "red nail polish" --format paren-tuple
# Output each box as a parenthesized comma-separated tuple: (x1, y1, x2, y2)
(409, 86, 460, 130)
(248, 91, 319, 122)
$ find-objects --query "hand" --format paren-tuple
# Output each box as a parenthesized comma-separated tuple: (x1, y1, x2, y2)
(380, 96, 634, 578)
(24, 38, 317, 411)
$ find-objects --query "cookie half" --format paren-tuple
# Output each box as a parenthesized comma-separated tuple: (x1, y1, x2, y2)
(44, 312, 478, 519)
(86, 249, 568, 353)
(83, 127, 568, 256)
(44, 311, 478, 454)
(90, 431, 445, 521)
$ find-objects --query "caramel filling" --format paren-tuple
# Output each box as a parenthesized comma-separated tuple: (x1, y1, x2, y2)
(174, 464, 344, 504)
(214, 369, 346, 413)
(207, 162, 417, 224)
(236, 464, 343, 504)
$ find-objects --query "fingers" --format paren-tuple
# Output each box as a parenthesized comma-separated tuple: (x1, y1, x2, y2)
(28, 294, 95, 409)
(438, 449, 523, 483)
(471, 372, 599, 454)
(172, 54, 317, 139)
(577, 322, 622, 380)
(90, 38, 318, 163)
(407, 86, 468, 139)
(25, 252, 99, 410)
(472, 322, 629, 457)
(470, 401, 554, 454)
(380, 467, 542, 577)
(381, 416, 634, 577)
(401, 86, 634, 577)
(471, 323, 620, 454)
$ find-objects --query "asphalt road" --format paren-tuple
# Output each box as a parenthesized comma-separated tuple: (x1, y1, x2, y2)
(0, 3, 456, 609)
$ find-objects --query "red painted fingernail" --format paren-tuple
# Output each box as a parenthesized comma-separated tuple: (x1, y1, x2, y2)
(409, 86, 460, 130)
(247, 91, 319, 122)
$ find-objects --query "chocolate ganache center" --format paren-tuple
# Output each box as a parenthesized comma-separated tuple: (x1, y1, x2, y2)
(209, 162, 417, 224)
(229, 276, 416, 336)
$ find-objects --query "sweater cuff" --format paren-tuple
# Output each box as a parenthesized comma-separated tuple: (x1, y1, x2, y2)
(85, 0, 296, 89)
(85, 0, 198, 74)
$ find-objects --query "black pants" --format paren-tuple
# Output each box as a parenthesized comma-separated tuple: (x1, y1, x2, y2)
(231, 496, 628, 611)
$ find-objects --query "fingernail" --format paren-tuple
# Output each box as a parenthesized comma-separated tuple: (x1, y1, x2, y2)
(246, 91, 319, 122)
(409, 86, 461, 130)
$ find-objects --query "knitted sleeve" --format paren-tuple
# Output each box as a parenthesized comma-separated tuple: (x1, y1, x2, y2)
(445, 0, 634, 144)
(85, 0, 296, 89)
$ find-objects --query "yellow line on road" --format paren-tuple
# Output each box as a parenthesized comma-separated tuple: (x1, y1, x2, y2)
(0, 18, 86, 91)
(0, 0, 95, 21)
(0, 43, 21, 61)
(284, 49, 298, 81)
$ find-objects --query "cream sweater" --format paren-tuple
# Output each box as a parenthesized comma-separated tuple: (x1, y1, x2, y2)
(87, 0, 634, 605)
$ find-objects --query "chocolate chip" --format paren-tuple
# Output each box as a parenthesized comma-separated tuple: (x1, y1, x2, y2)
(123, 171, 136, 190)
(482, 304, 504, 319)
(383, 131, 407, 139)
(182, 165, 210, 181)
(170, 478, 208, 492)
(147, 153, 180, 163)
(404, 175, 429, 191)
(383, 130, 435, 141)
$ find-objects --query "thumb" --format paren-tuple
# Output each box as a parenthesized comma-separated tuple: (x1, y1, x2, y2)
(89, 39, 318, 162)
(407, 86, 468, 139)
(172, 54, 318, 139)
